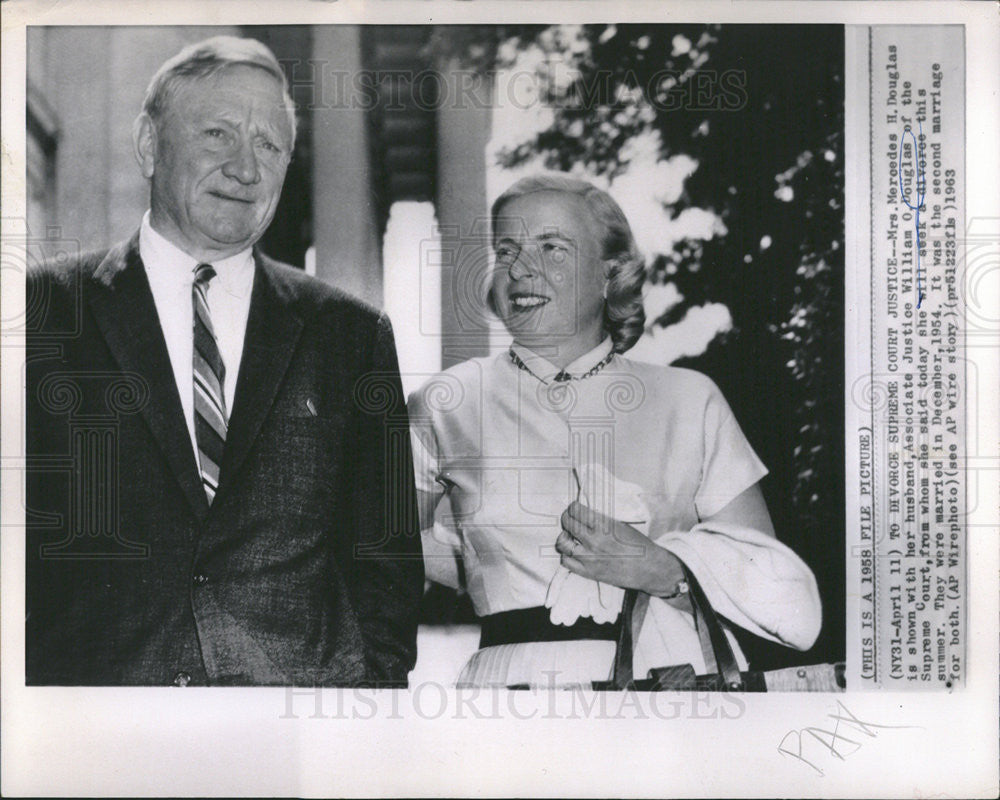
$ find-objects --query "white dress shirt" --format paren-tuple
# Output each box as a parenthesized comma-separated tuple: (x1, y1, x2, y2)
(138, 211, 255, 461)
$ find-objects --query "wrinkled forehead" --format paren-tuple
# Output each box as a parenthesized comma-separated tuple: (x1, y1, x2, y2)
(163, 64, 291, 131)
(170, 63, 284, 105)
(493, 190, 598, 243)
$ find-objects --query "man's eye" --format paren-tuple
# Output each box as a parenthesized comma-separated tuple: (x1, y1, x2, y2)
(495, 246, 517, 261)
(542, 242, 567, 253)
(257, 139, 281, 154)
(204, 128, 231, 145)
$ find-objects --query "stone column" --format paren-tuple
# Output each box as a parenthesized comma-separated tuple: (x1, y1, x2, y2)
(310, 26, 382, 307)
(434, 57, 493, 367)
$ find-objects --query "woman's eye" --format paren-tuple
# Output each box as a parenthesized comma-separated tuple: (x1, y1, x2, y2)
(495, 246, 516, 262)
(542, 242, 568, 254)
(205, 128, 226, 139)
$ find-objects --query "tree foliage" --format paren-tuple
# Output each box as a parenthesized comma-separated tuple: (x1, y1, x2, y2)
(430, 24, 845, 664)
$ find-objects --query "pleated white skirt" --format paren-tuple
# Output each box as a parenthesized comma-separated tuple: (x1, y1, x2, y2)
(455, 640, 618, 689)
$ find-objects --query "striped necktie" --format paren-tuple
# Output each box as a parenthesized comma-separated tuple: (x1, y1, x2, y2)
(193, 262, 227, 504)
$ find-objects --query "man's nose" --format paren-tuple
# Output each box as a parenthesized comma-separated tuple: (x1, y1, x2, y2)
(222, 138, 261, 185)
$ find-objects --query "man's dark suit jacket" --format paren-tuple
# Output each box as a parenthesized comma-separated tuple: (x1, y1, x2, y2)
(26, 233, 424, 686)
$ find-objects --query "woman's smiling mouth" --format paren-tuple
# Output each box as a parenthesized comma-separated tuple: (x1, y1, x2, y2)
(510, 293, 550, 310)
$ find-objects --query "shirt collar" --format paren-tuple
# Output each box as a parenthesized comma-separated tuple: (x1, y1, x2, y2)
(509, 337, 615, 384)
(138, 210, 255, 297)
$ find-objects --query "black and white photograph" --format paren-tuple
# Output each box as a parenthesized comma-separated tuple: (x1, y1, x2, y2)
(22, 21, 844, 689)
(2, 1, 997, 797)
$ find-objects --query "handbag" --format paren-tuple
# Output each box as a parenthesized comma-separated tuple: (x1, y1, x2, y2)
(592, 563, 845, 692)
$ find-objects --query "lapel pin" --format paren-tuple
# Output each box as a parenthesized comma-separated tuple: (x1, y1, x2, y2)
(305, 398, 318, 417)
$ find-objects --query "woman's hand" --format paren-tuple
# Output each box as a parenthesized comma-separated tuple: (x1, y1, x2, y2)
(556, 500, 686, 597)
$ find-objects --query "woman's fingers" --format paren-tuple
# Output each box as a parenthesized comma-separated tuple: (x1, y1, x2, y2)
(559, 553, 591, 578)
(554, 529, 579, 556)
(566, 500, 603, 527)
(561, 502, 602, 545)
(565, 501, 631, 538)
(559, 507, 583, 541)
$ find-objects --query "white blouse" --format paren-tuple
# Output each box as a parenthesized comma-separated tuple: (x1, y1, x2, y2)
(409, 339, 821, 675)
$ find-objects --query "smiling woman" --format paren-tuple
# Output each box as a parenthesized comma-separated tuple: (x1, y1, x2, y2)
(408, 173, 822, 689)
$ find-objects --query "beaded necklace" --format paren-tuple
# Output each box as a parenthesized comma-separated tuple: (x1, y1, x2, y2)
(508, 347, 615, 384)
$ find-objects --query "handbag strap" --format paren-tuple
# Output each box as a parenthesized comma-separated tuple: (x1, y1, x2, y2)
(610, 564, 744, 691)
(612, 589, 639, 687)
(682, 564, 744, 690)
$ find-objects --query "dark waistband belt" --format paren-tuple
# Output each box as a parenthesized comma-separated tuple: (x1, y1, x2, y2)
(479, 606, 620, 648)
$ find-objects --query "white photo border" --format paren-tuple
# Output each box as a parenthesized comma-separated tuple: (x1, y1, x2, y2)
(2, 2, 997, 797)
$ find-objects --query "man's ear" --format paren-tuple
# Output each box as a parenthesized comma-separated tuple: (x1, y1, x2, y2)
(133, 113, 157, 179)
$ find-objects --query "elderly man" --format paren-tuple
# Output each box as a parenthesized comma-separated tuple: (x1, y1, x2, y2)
(26, 37, 423, 686)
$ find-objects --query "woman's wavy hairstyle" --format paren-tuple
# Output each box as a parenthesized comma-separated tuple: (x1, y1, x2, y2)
(490, 173, 646, 353)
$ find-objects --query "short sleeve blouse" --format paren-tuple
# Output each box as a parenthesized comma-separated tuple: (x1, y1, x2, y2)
(408, 339, 768, 617)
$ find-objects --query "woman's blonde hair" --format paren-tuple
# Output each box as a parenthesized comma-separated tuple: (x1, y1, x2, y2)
(490, 173, 646, 353)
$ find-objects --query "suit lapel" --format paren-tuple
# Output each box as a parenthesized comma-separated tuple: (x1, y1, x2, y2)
(87, 234, 210, 522)
(217, 254, 304, 498)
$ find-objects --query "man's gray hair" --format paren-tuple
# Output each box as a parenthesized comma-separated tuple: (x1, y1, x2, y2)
(141, 35, 297, 146)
